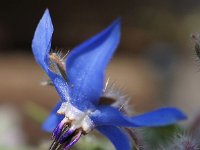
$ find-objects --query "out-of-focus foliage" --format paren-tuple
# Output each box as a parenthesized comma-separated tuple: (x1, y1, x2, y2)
(73, 134, 113, 150)
(142, 125, 182, 149)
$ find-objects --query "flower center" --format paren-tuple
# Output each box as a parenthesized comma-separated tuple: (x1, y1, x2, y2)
(49, 102, 94, 150)
(57, 102, 94, 132)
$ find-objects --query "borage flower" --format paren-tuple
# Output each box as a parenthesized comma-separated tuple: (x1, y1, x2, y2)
(32, 9, 187, 150)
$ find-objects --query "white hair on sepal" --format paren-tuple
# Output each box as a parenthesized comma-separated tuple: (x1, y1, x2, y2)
(50, 48, 70, 64)
(54, 48, 63, 58)
(48, 48, 70, 81)
(61, 50, 70, 62)
(158, 132, 199, 150)
(48, 55, 61, 75)
(102, 78, 134, 116)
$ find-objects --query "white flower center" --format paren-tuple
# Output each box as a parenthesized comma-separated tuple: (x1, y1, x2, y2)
(57, 102, 94, 133)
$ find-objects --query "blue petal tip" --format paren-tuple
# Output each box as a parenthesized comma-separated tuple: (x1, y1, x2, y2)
(110, 18, 121, 32)
(171, 107, 187, 120)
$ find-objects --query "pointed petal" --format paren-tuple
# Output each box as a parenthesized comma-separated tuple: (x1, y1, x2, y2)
(42, 101, 64, 132)
(129, 107, 187, 127)
(32, 9, 70, 102)
(96, 125, 131, 150)
(90, 106, 186, 127)
(66, 19, 121, 110)
(32, 9, 53, 72)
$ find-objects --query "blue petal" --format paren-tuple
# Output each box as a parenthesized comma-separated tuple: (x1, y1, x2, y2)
(90, 106, 186, 127)
(90, 106, 137, 127)
(42, 101, 64, 132)
(96, 125, 131, 150)
(32, 9, 70, 102)
(32, 9, 53, 72)
(66, 19, 121, 110)
(129, 107, 187, 127)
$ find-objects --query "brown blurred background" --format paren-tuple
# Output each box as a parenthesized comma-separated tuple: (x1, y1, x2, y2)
(1, 0, 200, 148)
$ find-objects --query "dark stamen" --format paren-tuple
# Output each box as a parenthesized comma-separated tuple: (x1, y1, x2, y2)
(49, 123, 82, 150)
(53, 121, 69, 139)
(49, 141, 60, 150)
(63, 130, 82, 150)
(59, 128, 75, 144)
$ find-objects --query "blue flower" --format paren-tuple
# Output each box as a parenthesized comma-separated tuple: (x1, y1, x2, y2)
(32, 9, 187, 150)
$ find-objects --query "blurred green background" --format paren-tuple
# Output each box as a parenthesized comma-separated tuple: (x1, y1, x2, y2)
(1, 0, 200, 149)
